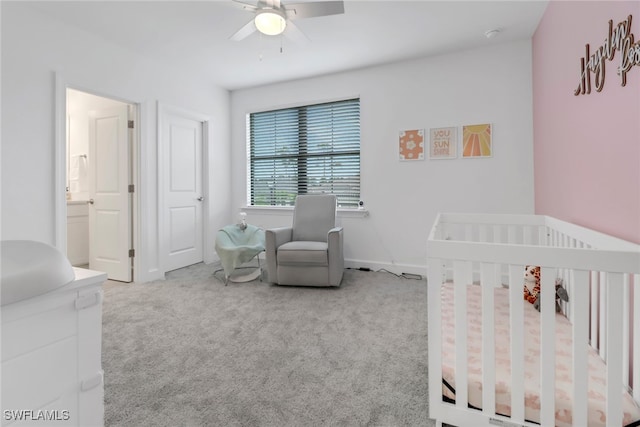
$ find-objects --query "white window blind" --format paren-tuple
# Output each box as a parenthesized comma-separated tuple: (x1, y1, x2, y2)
(248, 98, 360, 207)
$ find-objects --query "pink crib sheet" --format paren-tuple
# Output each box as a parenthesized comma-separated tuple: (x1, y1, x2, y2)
(440, 282, 640, 427)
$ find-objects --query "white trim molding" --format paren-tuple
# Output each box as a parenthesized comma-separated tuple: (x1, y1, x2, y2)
(54, 72, 67, 252)
(241, 205, 369, 218)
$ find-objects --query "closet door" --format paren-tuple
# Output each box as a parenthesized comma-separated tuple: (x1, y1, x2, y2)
(161, 108, 204, 272)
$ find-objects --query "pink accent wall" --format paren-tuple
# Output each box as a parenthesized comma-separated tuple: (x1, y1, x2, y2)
(533, 0, 640, 244)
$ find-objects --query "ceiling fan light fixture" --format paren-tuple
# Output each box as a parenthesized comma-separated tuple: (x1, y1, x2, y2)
(255, 9, 287, 36)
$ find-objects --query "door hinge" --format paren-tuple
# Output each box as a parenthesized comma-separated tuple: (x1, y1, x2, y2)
(128, 249, 135, 258)
(128, 120, 134, 129)
(128, 184, 135, 193)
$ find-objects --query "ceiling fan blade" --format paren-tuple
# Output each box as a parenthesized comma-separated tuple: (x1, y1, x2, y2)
(230, 19, 257, 41)
(231, 0, 258, 12)
(285, 1, 344, 20)
(284, 20, 310, 45)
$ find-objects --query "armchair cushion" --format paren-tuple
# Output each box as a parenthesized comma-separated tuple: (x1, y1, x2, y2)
(292, 195, 337, 242)
(277, 241, 328, 266)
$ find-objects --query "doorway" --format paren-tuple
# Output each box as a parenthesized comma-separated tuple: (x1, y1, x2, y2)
(66, 88, 136, 282)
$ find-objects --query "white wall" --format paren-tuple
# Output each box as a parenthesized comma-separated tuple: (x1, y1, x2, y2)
(1, 4, 231, 281)
(230, 40, 535, 275)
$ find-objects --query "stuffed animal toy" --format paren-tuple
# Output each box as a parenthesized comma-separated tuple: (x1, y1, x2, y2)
(523, 265, 540, 304)
(533, 278, 569, 313)
(523, 265, 570, 312)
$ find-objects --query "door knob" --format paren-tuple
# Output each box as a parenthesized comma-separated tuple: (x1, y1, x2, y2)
(88, 199, 95, 205)
(197, 196, 204, 201)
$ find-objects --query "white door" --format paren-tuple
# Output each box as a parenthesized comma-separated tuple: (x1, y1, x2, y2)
(88, 106, 132, 282)
(162, 112, 204, 272)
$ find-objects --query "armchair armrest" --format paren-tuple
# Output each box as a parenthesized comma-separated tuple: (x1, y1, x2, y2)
(267, 227, 293, 249)
(327, 227, 344, 286)
(265, 227, 292, 283)
(328, 227, 343, 240)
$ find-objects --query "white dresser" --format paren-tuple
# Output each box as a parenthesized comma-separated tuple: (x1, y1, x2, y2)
(1, 267, 107, 426)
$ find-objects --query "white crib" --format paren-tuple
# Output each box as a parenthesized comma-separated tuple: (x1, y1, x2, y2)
(427, 213, 640, 427)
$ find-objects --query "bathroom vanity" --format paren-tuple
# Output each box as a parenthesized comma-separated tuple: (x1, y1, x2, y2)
(66, 200, 89, 266)
(1, 241, 106, 426)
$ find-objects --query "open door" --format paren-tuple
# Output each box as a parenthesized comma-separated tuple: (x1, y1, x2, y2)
(88, 106, 132, 282)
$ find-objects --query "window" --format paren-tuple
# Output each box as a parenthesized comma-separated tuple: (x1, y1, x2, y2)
(248, 98, 360, 208)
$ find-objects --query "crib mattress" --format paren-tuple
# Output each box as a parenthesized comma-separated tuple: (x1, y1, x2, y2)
(440, 282, 640, 427)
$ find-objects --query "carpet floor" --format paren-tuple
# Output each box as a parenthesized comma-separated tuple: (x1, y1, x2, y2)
(102, 263, 432, 426)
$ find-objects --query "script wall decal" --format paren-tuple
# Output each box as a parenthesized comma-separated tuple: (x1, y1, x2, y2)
(575, 15, 640, 95)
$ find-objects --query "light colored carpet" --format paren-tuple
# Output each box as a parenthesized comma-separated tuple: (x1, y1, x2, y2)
(102, 263, 432, 426)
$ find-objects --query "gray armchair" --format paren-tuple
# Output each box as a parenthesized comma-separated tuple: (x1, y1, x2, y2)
(265, 194, 344, 287)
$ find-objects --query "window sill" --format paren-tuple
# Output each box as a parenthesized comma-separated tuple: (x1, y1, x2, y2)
(242, 206, 369, 218)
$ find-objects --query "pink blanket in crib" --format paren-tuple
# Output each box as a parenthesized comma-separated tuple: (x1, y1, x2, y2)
(440, 282, 640, 427)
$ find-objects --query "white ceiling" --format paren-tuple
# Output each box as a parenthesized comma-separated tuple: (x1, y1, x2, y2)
(21, 0, 549, 91)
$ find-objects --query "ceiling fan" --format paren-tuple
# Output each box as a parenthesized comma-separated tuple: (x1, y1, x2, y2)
(229, 0, 344, 43)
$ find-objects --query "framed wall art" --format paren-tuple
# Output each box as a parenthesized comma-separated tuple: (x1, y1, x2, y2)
(462, 123, 492, 158)
(399, 129, 425, 161)
(429, 127, 457, 159)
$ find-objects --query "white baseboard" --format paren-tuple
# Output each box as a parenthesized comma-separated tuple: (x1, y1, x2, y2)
(137, 268, 164, 283)
(201, 254, 427, 280)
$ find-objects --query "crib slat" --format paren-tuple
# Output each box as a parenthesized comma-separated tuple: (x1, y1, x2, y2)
(539, 226, 548, 246)
(590, 271, 599, 349)
(465, 224, 473, 242)
(606, 273, 624, 426)
(453, 261, 469, 410)
(479, 225, 487, 243)
(508, 264, 525, 422)
(494, 225, 502, 244)
(480, 263, 496, 417)
(566, 269, 574, 322)
(572, 270, 589, 427)
(623, 274, 630, 388)
(523, 225, 532, 245)
(634, 274, 640, 404)
(600, 272, 607, 360)
(539, 267, 556, 427)
(427, 259, 443, 420)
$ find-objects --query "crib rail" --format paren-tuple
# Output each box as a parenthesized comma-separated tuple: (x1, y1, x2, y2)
(427, 213, 640, 427)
